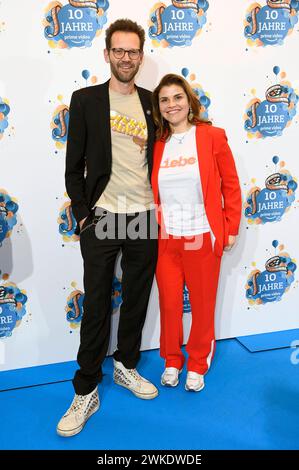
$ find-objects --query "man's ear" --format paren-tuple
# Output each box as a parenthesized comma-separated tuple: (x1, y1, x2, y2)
(104, 48, 110, 64)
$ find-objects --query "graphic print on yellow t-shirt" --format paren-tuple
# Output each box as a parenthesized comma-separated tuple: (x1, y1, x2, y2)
(110, 109, 147, 153)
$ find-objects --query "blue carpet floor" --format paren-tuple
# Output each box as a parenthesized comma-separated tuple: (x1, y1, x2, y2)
(236, 329, 299, 352)
(1, 339, 299, 450)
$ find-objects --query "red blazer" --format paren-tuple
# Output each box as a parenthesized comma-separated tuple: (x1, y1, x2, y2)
(151, 123, 242, 257)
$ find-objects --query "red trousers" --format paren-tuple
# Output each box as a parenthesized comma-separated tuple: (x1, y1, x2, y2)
(156, 231, 222, 375)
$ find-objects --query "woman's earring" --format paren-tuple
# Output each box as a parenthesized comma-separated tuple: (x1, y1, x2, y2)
(188, 106, 194, 120)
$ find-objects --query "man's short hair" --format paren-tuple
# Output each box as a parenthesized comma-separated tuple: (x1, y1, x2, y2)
(105, 19, 145, 51)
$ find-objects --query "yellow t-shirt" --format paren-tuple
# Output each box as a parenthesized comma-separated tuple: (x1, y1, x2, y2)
(95, 88, 154, 213)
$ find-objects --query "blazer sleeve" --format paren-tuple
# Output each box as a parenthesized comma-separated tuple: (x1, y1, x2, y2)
(65, 91, 90, 224)
(214, 129, 242, 236)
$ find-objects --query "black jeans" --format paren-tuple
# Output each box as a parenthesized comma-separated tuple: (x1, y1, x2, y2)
(73, 208, 158, 395)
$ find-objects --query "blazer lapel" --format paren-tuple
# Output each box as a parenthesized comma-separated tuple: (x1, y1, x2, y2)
(94, 80, 112, 169)
(136, 86, 155, 175)
(195, 125, 212, 202)
(136, 87, 153, 131)
(151, 139, 165, 205)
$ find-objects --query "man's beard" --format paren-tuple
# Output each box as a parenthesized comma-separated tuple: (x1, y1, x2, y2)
(110, 61, 140, 83)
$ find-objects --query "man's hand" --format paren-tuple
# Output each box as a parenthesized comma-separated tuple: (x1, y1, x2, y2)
(223, 235, 236, 252)
(79, 217, 87, 230)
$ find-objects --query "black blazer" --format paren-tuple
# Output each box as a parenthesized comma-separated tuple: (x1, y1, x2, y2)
(65, 79, 155, 235)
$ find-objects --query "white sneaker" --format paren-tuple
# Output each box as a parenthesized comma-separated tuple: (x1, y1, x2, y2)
(113, 359, 158, 400)
(185, 371, 205, 392)
(56, 387, 99, 437)
(161, 367, 182, 387)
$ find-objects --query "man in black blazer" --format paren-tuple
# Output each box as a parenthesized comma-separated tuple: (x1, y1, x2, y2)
(57, 19, 158, 437)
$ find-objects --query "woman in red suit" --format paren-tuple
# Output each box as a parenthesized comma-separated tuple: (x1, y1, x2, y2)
(151, 74, 242, 392)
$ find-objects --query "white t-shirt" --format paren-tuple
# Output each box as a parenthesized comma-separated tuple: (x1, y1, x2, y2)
(158, 125, 210, 236)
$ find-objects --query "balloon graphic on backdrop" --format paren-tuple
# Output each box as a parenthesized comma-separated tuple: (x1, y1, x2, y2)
(273, 66, 280, 76)
(82, 69, 90, 80)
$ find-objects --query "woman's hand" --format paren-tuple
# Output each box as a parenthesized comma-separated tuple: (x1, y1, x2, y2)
(223, 235, 236, 252)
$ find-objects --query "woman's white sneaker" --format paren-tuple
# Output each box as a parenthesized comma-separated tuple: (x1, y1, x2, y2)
(185, 371, 205, 392)
(113, 359, 158, 400)
(161, 367, 182, 387)
(56, 387, 99, 437)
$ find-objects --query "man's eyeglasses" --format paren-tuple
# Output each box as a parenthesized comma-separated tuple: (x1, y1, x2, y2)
(110, 48, 142, 60)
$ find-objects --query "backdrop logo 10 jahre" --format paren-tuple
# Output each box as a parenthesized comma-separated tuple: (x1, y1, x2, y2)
(0, 283, 28, 338)
(149, 0, 209, 48)
(181, 68, 211, 119)
(50, 70, 98, 153)
(244, 156, 297, 224)
(245, 240, 297, 305)
(0, 190, 18, 245)
(65, 278, 122, 331)
(66, 289, 84, 329)
(183, 285, 191, 313)
(244, 0, 299, 47)
(58, 199, 79, 242)
(0, 98, 10, 140)
(244, 66, 298, 138)
(51, 102, 69, 148)
(44, 0, 109, 49)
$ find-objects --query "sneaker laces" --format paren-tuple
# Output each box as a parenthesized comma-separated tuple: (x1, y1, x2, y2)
(65, 395, 86, 416)
(127, 368, 142, 381)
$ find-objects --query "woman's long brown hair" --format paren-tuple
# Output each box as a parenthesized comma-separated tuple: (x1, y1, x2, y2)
(152, 74, 211, 141)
